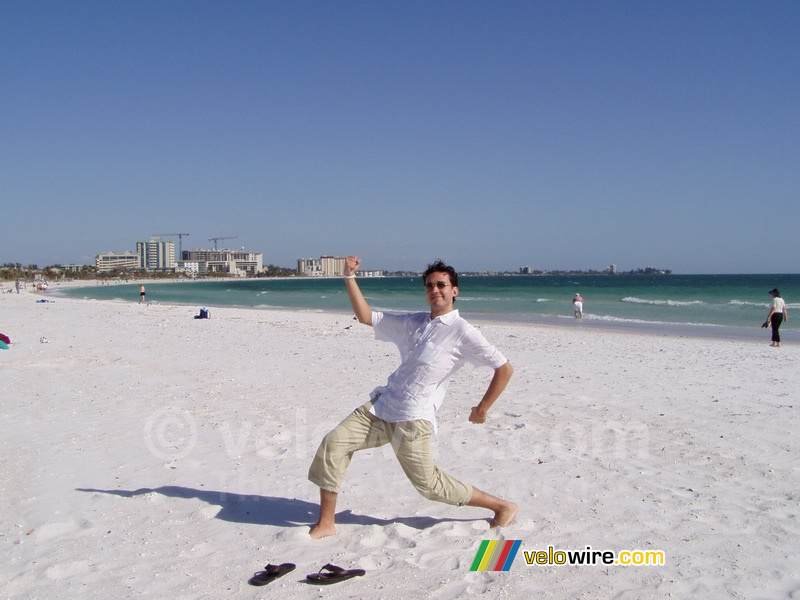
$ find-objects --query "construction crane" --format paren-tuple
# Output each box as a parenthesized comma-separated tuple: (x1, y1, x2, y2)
(153, 233, 190, 258)
(209, 236, 238, 250)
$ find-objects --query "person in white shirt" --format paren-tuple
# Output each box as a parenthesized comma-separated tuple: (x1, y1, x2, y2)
(573, 293, 584, 318)
(766, 288, 788, 347)
(308, 256, 517, 539)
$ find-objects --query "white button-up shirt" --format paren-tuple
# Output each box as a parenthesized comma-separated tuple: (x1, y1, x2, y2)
(369, 309, 507, 432)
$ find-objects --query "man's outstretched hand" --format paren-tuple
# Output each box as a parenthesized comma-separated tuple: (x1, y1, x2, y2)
(469, 406, 488, 424)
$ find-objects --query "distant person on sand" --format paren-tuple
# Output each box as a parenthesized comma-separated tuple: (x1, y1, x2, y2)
(139, 284, 146, 304)
(308, 256, 517, 539)
(573, 293, 584, 318)
(765, 288, 788, 347)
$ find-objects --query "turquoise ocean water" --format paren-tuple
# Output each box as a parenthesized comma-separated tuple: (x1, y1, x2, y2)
(58, 274, 798, 341)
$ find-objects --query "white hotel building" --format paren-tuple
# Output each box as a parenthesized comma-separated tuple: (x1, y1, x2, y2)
(297, 256, 383, 277)
(95, 251, 139, 272)
(181, 249, 263, 277)
(297, 256, 345, 277)
(136, 239, 175, 270)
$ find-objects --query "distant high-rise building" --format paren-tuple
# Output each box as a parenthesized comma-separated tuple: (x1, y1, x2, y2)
(136, 239, 175, 270)
(609, 264, 617, 274)
(297, 257, 323, 276)
(321, 255, 346, 277)
(297, 256, 383, 277)
(297, 256, 345, 277)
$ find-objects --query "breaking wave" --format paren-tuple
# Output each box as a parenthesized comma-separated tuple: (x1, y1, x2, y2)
(621, 297, 705, 307)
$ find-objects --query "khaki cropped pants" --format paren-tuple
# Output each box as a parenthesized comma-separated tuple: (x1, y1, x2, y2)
(308, 401, 472, 506)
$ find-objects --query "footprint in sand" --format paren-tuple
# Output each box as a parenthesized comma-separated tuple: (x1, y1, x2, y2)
(35, 519, 89, 540)
(274, 526, 315, 543)
(197, 505, 222, 519)
(362, 524, 418, 550)
(45, 560, 93, 580)
(439, 521, 477, 537)
(413, 549, 466, 571)
(359, 525, 390, 548)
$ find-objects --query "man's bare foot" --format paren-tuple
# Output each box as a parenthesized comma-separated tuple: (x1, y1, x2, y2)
(309, 522, 337, 539)
(490, 501, 518, 528)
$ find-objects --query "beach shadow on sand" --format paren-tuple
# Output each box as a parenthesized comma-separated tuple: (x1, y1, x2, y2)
(76, 485, 475, 530)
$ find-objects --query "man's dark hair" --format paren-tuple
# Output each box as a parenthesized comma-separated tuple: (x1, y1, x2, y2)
(423, 260, 459, 289)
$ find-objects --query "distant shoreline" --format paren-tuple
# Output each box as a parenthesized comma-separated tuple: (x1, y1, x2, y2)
(48, 279, 795, 345)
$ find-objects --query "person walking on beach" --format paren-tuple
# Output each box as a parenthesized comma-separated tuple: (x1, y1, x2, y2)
(308, 256, 517, 539)
(139, 284, 146, 304)
(573, 293, 584, 319)
(766, 288, 788, 347)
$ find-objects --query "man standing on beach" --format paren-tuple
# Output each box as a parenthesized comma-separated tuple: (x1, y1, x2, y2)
(308, 256, 517, 539)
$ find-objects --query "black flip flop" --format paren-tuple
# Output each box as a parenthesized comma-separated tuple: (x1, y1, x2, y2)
(248, 563, 296, 586)
(306, 563, 366, 585)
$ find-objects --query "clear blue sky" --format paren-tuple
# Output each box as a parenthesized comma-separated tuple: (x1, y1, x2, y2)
(2, 1, 798, 273)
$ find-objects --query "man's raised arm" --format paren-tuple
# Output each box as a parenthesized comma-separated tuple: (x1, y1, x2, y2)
(344, 255, 373, 325)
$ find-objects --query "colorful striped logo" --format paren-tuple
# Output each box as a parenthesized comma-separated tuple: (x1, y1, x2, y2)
(470, 540, 522, 571)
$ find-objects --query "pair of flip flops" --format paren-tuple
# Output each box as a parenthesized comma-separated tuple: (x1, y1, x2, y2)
(247, 562, 365, 586)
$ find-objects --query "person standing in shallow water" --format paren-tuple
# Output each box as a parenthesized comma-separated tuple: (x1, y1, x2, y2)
(573, 293, 584, 319)
(766, 288, 788, 347)
(307, 256, 518, 539)
(139, 284, 146, 304)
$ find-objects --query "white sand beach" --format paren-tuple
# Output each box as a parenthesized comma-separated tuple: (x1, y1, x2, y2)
(2, 290, 798, 599)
